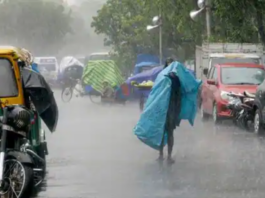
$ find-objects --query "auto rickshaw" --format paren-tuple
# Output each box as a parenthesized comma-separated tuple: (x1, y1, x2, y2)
(0, 46, 58, 198)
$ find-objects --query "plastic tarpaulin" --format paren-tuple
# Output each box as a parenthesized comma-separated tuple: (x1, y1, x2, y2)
(82, 60, 124, 93)
(133, 62, 202, 150)
(59, 56, 84, 73)
(126, 66, 163, 98)
(57, 56, 84, 81)
(127, 66, 163, 83)
(134, 54, 160, 74)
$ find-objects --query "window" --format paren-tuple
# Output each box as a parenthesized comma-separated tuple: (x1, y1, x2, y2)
(221, 67, 265, 85)
(0, 58, 18, 97)
(211, 58, 260, 69)
(207, 66, 214, 79)
(212, 67, 218, 80)
(38, 64, 56, 71)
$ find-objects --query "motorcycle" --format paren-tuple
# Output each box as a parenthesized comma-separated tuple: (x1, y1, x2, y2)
(226, 91, 255, 130)
(0, 104, 45, 198)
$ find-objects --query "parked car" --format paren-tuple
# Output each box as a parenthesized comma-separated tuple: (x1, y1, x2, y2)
(200, 63, 265, 124)
(253, 79, 265, 134)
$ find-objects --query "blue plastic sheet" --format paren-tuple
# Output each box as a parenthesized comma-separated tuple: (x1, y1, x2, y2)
(31, 63, 40, 73)
(126, 66, 163, 99)
(133, 54, 161, 74)
(134, 62, 202, 150)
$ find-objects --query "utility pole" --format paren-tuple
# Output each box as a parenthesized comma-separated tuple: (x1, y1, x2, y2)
(190, 0, 211, 40)
(159, 7, 162, 65)
(205, 0, 211, 39)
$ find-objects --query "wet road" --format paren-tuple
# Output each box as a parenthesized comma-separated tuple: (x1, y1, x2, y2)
(36, 91, 265, 198)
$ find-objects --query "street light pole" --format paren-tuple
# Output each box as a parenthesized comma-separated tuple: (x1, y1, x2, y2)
(205, 0, 211, 39)
(146, 10, 163, 65)
(190, 0, 211, 40)
(159, 8, 162, 65)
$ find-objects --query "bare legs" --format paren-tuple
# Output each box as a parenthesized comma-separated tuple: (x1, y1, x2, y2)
(158, 130, 174, 163)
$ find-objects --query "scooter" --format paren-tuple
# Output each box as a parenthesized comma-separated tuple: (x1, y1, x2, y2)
(227, 91, 255, 130)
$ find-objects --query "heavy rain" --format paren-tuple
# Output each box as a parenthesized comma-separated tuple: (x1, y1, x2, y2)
(1, 0, 265, 198)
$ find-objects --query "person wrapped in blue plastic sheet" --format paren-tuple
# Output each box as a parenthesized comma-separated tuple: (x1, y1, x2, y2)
(133, 61, 202, 162)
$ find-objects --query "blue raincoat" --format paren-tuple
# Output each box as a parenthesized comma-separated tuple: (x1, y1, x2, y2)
(133, 62, 202, 150)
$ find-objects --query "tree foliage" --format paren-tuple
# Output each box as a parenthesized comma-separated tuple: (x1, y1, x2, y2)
(0, 0, 72, 54)
(91, 0, 265, 70)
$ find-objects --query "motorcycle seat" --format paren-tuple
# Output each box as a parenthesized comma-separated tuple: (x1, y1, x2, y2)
(244, 91, 255, 98)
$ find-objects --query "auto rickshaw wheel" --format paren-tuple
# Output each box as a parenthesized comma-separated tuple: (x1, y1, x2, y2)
(89, 94, 102, 104)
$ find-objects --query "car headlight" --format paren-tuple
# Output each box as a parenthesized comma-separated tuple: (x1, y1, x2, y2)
(220, 91, 233, 101)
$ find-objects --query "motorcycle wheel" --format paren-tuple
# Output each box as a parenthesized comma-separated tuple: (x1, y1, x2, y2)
(239, 119, 249, 131)
(254, 109, 264, 135)
(0, 159, 33, 198)
(61, 87, 73, 103)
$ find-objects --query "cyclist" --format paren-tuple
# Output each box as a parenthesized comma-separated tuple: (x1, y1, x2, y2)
(61, 67, 80, 89)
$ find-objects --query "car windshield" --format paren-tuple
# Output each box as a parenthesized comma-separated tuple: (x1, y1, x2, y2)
(221, 67, 265, 85)
(0, 59, 18, 97)
(38, 64, 56, 71)
(211, 58, 260, 68)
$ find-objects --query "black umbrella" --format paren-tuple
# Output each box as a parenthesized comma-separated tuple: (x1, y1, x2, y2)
(21, 68, 58, 132)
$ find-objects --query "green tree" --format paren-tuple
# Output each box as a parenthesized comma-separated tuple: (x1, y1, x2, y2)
(91, 0, 265, 71)
(91, 0, 204, 70)
(0, 0, 72, 54)
(211, 0, 263, 43)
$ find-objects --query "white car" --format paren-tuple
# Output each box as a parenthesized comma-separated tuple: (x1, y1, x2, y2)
(34, 57, 59, 82)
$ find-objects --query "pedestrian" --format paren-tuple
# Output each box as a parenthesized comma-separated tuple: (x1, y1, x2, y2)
(158, 71, 181, 163)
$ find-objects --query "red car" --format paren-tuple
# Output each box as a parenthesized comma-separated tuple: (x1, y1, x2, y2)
(200, 63, 265, 124)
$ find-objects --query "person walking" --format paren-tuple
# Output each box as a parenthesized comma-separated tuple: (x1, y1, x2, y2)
(159, 59, 181, 164)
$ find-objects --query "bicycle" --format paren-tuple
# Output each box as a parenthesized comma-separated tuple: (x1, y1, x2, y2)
(61, 78, 102, 103)
(61, 79, 127, 105)
(61, 78, 83, 102)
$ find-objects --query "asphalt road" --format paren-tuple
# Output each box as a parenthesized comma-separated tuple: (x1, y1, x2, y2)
(35, 91, 265, 198)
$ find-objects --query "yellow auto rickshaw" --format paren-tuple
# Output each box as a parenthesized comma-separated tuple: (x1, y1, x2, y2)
(0, 46, 58, 198)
